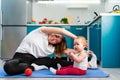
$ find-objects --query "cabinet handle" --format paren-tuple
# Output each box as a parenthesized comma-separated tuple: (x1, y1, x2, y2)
(76, 28, 83, 30)
(0, 27, 2, 40)
(62, 26, 70, 29)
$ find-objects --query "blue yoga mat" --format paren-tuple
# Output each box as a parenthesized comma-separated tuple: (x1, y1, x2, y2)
(0, 68, 109, 78)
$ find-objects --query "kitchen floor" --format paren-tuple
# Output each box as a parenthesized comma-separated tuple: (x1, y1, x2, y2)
(0, 59, 120, 80)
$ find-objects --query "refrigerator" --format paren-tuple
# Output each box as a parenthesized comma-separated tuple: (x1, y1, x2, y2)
(0, 0, 2, 57)
(1, 0, 32, 59)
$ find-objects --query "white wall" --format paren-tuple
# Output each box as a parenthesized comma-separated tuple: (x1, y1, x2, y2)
(104, 0, 120, 12)
(32, 2, 105, 24)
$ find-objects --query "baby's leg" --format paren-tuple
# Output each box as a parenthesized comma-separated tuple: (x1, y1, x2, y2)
(50, 67, 57, 74)
(57, 63, 61, 70)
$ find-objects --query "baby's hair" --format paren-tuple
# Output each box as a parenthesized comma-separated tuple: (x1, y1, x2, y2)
(76, 36, 88, 47)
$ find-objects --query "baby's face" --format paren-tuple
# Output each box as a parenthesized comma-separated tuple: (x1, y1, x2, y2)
(74, 39, 85, 52)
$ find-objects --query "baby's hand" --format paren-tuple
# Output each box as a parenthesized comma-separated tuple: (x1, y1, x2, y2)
(66, 49, 75, 55)
(68, 52, 74, 60)
(87, 50, 94, 54)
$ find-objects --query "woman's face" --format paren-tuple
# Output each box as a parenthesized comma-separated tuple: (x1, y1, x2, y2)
(48, 33, 63, 45)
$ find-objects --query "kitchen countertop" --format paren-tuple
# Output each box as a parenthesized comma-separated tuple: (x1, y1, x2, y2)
(100, 13, 120, 16)
(27, 15, 101, 27)
(27, 24, 88, 26)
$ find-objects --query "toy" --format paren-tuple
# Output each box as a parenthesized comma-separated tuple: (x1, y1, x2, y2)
(24, 68, 32, 76)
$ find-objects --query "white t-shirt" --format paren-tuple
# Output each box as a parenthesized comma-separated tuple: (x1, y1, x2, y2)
(73, 50, 88, 70)
(16, 27, 54, 58)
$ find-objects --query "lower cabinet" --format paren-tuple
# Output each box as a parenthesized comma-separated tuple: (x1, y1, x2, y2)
(89, 24, 101, 63)
(101, 15, 120, 68)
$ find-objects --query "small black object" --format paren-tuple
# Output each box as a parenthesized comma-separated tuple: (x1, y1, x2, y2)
(113, 5, 120, 11)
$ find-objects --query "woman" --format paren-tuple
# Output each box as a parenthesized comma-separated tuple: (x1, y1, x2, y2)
(4, 26, 77, 75)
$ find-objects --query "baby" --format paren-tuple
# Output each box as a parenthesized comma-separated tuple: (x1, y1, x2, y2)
(50, 36, 97, 75)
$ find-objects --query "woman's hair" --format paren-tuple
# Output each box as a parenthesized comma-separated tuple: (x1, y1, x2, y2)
(53, 36, 67, 58)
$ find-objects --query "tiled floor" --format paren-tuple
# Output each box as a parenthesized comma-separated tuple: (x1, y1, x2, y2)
(0, 59, 120, 80)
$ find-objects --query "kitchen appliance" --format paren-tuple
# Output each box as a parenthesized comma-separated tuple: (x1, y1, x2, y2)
(0, 0, 2, 57)
(1, 0, 32, 59)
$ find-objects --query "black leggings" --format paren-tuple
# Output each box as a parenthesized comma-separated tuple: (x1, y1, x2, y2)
(34, 57, 73, 68)
(4, 52, 36, 75)
(4, 52, 73, 75)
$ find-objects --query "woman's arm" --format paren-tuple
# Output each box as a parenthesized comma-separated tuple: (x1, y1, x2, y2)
(40, 27, 77, 39)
